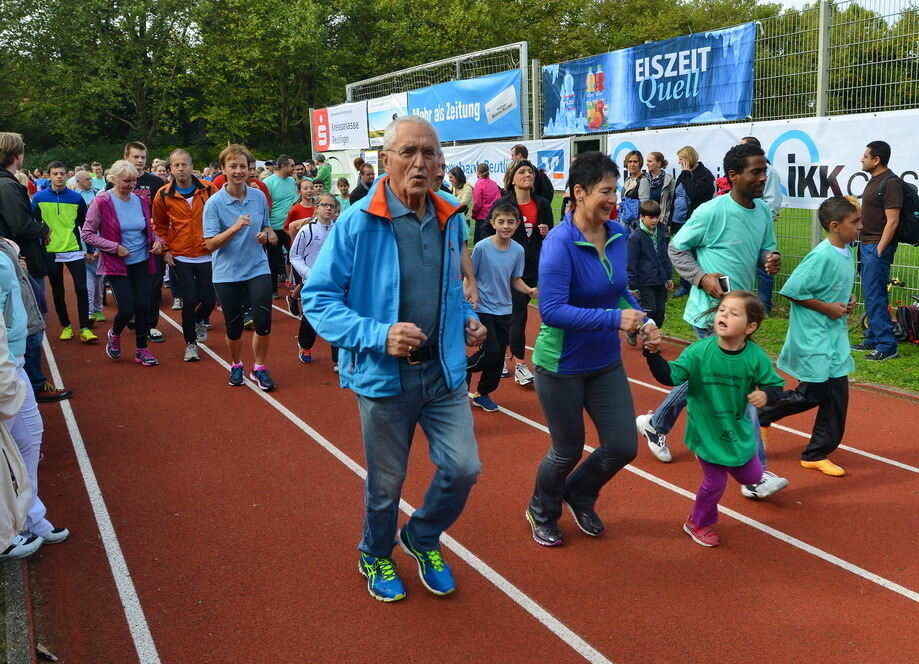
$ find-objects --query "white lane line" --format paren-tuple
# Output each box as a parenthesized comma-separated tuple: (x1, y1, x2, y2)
(497, 404, 919, 604)
(159, 313, 613, 664)
(521, 345, 919, 474)
(42, 337, 161, 664)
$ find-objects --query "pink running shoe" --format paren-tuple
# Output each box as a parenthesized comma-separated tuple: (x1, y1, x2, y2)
(683, 518, 720, 547)
(105, 329, 121, 360)
(134, 348, 159, 366)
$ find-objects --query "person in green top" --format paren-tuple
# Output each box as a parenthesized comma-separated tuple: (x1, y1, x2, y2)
(635, 143, 788, 501)
(758, 196, 861, 478)
(314, 154, 332, 193)
(644, 291, 786, 547)
(262, 155, 299, 296)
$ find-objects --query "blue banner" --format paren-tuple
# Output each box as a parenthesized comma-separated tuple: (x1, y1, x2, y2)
(543, 23, 756, 136)
(408, 70, 523, 142)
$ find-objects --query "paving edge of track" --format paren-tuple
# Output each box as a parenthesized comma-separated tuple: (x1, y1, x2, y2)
(2, 560, 35, 664)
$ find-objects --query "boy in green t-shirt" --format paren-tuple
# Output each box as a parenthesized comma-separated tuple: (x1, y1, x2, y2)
(758, 196, 861, 477)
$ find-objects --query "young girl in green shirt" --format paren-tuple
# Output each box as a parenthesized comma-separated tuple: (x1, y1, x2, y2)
(644, 291, 785, 547)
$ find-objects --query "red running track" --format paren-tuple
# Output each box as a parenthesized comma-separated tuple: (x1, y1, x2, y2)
(25, 290, 919, 664)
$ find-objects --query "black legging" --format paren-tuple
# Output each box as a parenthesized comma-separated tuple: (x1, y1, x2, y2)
(265, 230, 291, 293)
(170, 260, 216, 343)
(47, 258, 90, 329)
(509, 277, 536, 360)
(109, 261, 152, 349)
(529, 361, 638, 524)
(213, 274, 272, 340)
(149, 254, 165, 330)
(298, 315, 338, 361)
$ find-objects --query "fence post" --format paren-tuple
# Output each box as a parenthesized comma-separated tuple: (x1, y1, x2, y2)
(531, 58, 542, 140)
(519, 42, 530, 141)
(811, 0, 833, 247)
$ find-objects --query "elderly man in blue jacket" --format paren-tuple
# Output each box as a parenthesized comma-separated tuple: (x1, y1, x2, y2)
(302, 115, 485, 603)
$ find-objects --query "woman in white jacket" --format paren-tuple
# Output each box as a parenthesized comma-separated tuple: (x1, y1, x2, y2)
(290, 193, 340, 368)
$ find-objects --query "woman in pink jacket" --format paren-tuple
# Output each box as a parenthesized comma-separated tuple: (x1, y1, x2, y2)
(82, 160, 165, 366)
(472, 162, 502, 244)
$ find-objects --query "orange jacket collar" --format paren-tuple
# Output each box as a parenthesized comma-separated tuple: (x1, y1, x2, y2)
(365, 175, 462, 230)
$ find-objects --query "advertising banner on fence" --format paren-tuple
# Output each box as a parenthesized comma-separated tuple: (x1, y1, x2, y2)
(368, 93, 408, 147)
(407, 70, 523, 142)
(442, 138, 570, 191)
(543, 23, 756, 136)
(604, 108, 919, 209)
(311, 101, 369, 152)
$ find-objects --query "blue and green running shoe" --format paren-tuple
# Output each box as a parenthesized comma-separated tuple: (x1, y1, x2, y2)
(398, 527, 455, 596)
(358, 553, 406, 602)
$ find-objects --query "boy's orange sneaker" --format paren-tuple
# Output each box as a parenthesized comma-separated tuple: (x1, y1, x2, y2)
(800, 459, 845, 477)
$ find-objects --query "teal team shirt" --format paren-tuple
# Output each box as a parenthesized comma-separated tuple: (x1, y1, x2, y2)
(672, 195, 777, 329)
(778, 238, 856, 382)
(263, 174, 299, 231)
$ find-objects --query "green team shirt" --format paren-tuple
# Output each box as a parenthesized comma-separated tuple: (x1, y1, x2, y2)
(315, 163, 332, 192)
(672, 195, 777, 329)
(778, 238, 855, 382)
(667, 336, 785, 466)
(263, 174, 299, 230)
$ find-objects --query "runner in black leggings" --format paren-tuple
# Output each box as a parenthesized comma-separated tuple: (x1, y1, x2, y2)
(203, 144, 277, 391)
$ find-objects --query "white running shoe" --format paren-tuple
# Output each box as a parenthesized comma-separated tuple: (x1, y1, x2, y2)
(184, 342, 200, 362)
(0, 534, 43, 561)
(636, 412, 672, 463)
(171, 297, 182, 310)
(514, 363, 535, 386)
(741, 470, 789, 499)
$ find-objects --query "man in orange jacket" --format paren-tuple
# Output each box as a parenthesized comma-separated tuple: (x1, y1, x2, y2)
(152, 149, 217, 362)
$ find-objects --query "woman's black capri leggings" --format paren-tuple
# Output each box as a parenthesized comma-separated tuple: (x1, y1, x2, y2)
(213, 274, 273, 340)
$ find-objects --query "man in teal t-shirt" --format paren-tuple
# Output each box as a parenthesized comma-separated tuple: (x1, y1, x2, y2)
(635, 142, 789, 500)
(262, 155, 299, 295)
(758, 196, 860, 477)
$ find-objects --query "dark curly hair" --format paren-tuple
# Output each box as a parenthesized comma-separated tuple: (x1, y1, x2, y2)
(723, 143, 765, 177)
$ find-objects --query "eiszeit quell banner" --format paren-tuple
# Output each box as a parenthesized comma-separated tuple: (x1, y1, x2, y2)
(311, 101, 370, 152)
(407, 70, 523, 142)
(543, 22, 756, 136)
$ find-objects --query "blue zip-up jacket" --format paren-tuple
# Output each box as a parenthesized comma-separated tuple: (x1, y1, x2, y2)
(301, 176, 477, 398)
(532, 214, 645, 375)
(626, 225, 671, 289)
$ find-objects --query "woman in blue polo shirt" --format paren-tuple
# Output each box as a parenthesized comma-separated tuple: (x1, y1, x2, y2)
(525, 152, 660, 547)
(203, 144, 278, 391)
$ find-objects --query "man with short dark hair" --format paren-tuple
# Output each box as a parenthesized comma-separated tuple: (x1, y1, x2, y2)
(510, 143, 554, 204)
(853, 140, 901, 361)
(263, 155, 298, 296)
(348, 163, 375, 204)
(637, 143, 788, 499)
(293, 162, 305, 179)
(31, 161, 95, 343)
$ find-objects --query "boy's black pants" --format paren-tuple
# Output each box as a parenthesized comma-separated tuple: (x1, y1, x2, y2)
(758, 375, 848, 461)
(466, 312, 511, 396)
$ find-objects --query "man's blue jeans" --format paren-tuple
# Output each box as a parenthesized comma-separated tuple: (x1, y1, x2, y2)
(860, 242, 898, 354)
(650, 326, 767, 466)
(756, 267, 774, 313)
(356, 358, 480, 557)
(24, 330, 47, 392)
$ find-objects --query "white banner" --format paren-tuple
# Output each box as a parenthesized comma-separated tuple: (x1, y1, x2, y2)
(605, 108, 919, 209)
(312, 101, 369, 152)
(368, 93, 408, 148)
(442, 138, 571, 191)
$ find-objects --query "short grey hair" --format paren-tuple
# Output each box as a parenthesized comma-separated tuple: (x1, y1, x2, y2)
(167, 148, 192, 168)
(381, 115, 441, 153)
(107, 159, 139, 182)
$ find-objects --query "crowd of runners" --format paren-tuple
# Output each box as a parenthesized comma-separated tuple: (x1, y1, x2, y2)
(0, 122, 909, 605)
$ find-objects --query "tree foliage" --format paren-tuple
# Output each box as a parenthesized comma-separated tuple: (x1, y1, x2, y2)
(1, 0, 915, 157)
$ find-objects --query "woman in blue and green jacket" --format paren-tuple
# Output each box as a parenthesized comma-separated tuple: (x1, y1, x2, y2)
(526, 152, 661, 548)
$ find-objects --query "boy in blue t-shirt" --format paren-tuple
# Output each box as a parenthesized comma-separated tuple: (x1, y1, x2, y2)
(758, 196, 861, 477)
(466, 203, 538, 412)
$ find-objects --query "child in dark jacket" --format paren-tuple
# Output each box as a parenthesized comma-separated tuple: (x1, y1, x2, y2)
(627, 200, 672, 344)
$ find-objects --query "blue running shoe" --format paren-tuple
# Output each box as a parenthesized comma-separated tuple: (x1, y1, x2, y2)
(398, 527, 455, 596)
(358, 553, 406, 602)
(250, 367, 276, 391)
(471, 392, 499, 412)
(228, 364, 244, 387)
